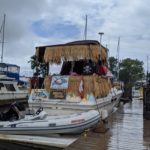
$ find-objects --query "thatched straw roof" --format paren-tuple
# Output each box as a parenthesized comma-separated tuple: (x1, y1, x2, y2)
(36, 40, 108, 64)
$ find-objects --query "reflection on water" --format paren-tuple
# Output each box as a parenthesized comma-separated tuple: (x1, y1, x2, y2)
(143, 119, 150, 149)
(107, 99, 150, 150)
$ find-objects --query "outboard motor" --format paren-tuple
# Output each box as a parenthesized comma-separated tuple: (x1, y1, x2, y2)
(35, 107, 43, 115)
(0, 102, 25, 121)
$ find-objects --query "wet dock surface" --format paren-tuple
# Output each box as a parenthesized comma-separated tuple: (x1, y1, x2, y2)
(65, 99, 150, 150)
(0, 99, 150, 150)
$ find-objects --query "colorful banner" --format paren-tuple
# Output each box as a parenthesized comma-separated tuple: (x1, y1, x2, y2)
(51, 76, 69, 89)
(29, 89, 49, 101)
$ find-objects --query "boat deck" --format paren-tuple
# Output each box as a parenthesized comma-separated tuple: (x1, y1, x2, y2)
(65, 99, 150, 150)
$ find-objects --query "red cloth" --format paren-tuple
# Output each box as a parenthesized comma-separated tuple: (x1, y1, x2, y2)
(97, 65, 108, 75)
(31, 77, 39, 88)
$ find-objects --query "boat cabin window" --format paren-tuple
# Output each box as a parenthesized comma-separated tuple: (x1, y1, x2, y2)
(60, 60, 96, 75)
(0, 83, 4, 90)
(4, 84, 16, 91)
(60, 61, 72, 75)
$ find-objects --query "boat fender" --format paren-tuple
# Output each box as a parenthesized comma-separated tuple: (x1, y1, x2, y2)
(101, 109, 108, 120)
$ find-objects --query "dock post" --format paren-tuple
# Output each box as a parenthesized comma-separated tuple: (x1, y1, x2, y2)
(143, 83, 150, 120)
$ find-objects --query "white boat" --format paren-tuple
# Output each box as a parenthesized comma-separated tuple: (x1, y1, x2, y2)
(111, 85, 123, 102)
(106, 71, 123, 103)
(29, 89, 115, 118)
(0, 63, 28, 105)
(0, 75, 28, 104)
(0, 106, 100, 135)
(28, 40, 123, 120)
(0, 16, 28, 104)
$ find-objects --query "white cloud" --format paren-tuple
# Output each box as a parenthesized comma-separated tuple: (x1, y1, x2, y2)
(0, 0, 150, 76)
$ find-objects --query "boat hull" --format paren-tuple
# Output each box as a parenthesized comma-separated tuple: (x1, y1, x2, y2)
(0, 110, 100, 135)
(0, 92, 28, 100)
(29, 93, 120, 119)
(0, 92, 28, 106)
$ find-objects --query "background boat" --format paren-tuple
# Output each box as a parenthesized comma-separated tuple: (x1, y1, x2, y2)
(0, 63, 28, 105)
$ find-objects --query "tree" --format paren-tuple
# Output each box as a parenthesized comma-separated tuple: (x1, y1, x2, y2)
(118, 58, 144, 99)
(108, 56, 118, 77)
(119, 58, 144, 86)
(28, 55, 48, 77)
(147, 72, 150, 81)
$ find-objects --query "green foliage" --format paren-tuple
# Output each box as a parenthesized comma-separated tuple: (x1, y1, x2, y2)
(39, 62, 48, 77)
(109, 56, 145, 90)
(119, 58, 144, 87)
(28, 55, 48, 77)
(108, 57, 118, 76)
(28, 55, 38, 70)
(147, 72, 150, 80)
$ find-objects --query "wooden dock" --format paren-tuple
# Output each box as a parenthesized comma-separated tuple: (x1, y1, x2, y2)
(65, 99, 150, 150)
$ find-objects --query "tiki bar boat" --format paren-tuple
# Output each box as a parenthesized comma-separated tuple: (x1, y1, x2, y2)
(28, 40, 123, 120)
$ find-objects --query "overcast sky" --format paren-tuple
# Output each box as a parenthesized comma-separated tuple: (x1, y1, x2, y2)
(0, 0, 150, 76)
